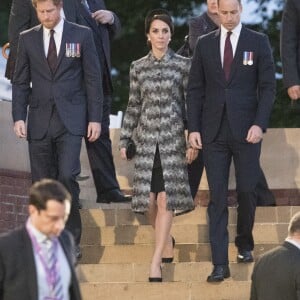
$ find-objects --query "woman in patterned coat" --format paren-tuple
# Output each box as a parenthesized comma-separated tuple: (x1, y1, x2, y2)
(119, 9, 196, 281)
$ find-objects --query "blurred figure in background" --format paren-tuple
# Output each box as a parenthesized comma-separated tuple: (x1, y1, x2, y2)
(250, 211, 300, 300)
(0, 179, 82, 300)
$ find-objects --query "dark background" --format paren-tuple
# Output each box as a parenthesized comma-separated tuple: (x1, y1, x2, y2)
(1, 0, 299, 127)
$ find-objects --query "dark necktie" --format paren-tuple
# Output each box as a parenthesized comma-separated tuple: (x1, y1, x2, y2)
(223, 31, 233, 81)
(47, 29, 57, 74)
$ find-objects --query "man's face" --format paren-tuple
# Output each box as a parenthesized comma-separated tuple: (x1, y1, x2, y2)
(207, 0, 218, 15)
(36, 0, 62, 29)
(218, 0, 242, 31)
(29, 199, 70, 238)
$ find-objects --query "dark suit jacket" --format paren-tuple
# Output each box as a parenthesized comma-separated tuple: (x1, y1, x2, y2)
(187, 26, 276, 143)
(280, 0, 300, 89)
(12, 21, 103, 140)
(0, 227, 82, 300)
(77, 0, 121, 95)
(5, 0, 81, 80)
(188, 12, 218, 54)
(250, 241, 300, 300)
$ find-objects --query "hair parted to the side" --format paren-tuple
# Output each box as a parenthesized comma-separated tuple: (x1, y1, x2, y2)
(32, 0, 62, 8)
(29, 179, 71, 211)
(144, 8, 174, 35)
(288, 211, 300, 236)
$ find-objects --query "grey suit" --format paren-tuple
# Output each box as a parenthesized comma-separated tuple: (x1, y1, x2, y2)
(5, 0, 81, 80)
(0, 227, 82, 300)
(250, 241, 300, 300)
(187, 26, 275, 265)
(12, 21, 103, 244)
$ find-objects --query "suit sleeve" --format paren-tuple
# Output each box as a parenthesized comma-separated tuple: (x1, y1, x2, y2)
(280, 0, 300, 88)
(6, 0, 34, 80)
(108, 12, 121, 40)
(81, 28, 103, 122)
(249, 261, 258, 300)
(255, 34, 276, 131)
(186, 38, 205, 133)
(12, 33, 31, 122)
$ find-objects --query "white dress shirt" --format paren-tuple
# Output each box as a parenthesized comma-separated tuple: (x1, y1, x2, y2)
(285, 237, 300, 250)
(43, 18, 64, 57)
(220, 23, 242, 66)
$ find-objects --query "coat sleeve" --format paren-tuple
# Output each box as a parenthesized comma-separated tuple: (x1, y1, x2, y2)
(119, 62, 142, 148)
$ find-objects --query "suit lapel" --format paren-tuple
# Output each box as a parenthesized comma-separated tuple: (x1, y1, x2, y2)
(228, 26, 248, 82)
(212, 30, 225, 81)
(56, 22, 67, 70)
(21, 227, 39, 300)
(34, 25, 52, 74)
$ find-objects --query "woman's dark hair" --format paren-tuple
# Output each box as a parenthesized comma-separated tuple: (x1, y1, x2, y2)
(145, 8, 174, 35)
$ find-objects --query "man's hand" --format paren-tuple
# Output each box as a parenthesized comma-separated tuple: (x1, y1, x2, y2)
(14, 120, 26, 138)
(246, 125, 263, 144)
(189, 132, 202, 150)
(287, 85, 300, 100)
(92, 10, 114, 24)
(87, 122, 101, 142)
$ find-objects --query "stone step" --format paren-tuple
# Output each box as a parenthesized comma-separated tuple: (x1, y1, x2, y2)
(78, 262, 253, 283)
(80, 223, 288, 246)
(79, 243, 278, 264)
(79, 281, 251, 300)
(80, 206, 300, 227)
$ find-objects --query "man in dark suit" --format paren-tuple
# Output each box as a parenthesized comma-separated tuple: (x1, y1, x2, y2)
(187, 0, 275, 282)
(186, 0, 275, 206)
(5, 0, 81, 81)
(250, 211, 300, 300)
(0, 179, 82, 300)
(12, 0, 103, 257)
(77, 0, 131, 203)
(281, 0, 300, 103)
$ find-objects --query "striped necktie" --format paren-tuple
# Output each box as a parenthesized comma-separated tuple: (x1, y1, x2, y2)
(47, 238, 64, 300)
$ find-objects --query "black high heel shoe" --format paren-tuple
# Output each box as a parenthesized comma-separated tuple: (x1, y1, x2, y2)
(149, 266, 162, 282)
(162, 236, 175, 263)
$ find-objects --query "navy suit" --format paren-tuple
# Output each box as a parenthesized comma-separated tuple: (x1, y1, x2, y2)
(0, 227, 82, 300)
(12, 21, 103, 245)
(187, 26, 275, 265)
(77, 0, 123, 200)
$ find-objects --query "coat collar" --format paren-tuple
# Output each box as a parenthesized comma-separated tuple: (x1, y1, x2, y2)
(147, 48, 175, 63)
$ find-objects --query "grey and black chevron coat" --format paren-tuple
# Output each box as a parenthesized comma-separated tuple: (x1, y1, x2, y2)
(120, 49, 194, 214)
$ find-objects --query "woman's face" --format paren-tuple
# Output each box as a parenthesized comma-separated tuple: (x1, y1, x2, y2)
(147, 19, 171, 53)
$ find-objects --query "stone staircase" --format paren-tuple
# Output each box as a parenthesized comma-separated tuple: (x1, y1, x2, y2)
(77, 205, 300, 300)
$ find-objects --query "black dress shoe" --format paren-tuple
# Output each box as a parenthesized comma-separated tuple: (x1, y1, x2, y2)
(207, 265, 230, 282)
(97, 189, 132, 203)
(162, 236, 175, 263)
(237, 250, 253, 263)
(149, 277, 162, 282)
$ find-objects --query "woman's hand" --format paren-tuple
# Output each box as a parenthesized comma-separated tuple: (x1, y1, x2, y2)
(120, 147, 127, 160)
(186, 147, 199, 164)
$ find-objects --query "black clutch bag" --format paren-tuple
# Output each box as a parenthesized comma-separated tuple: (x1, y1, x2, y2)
(126, 138, 136, 160)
